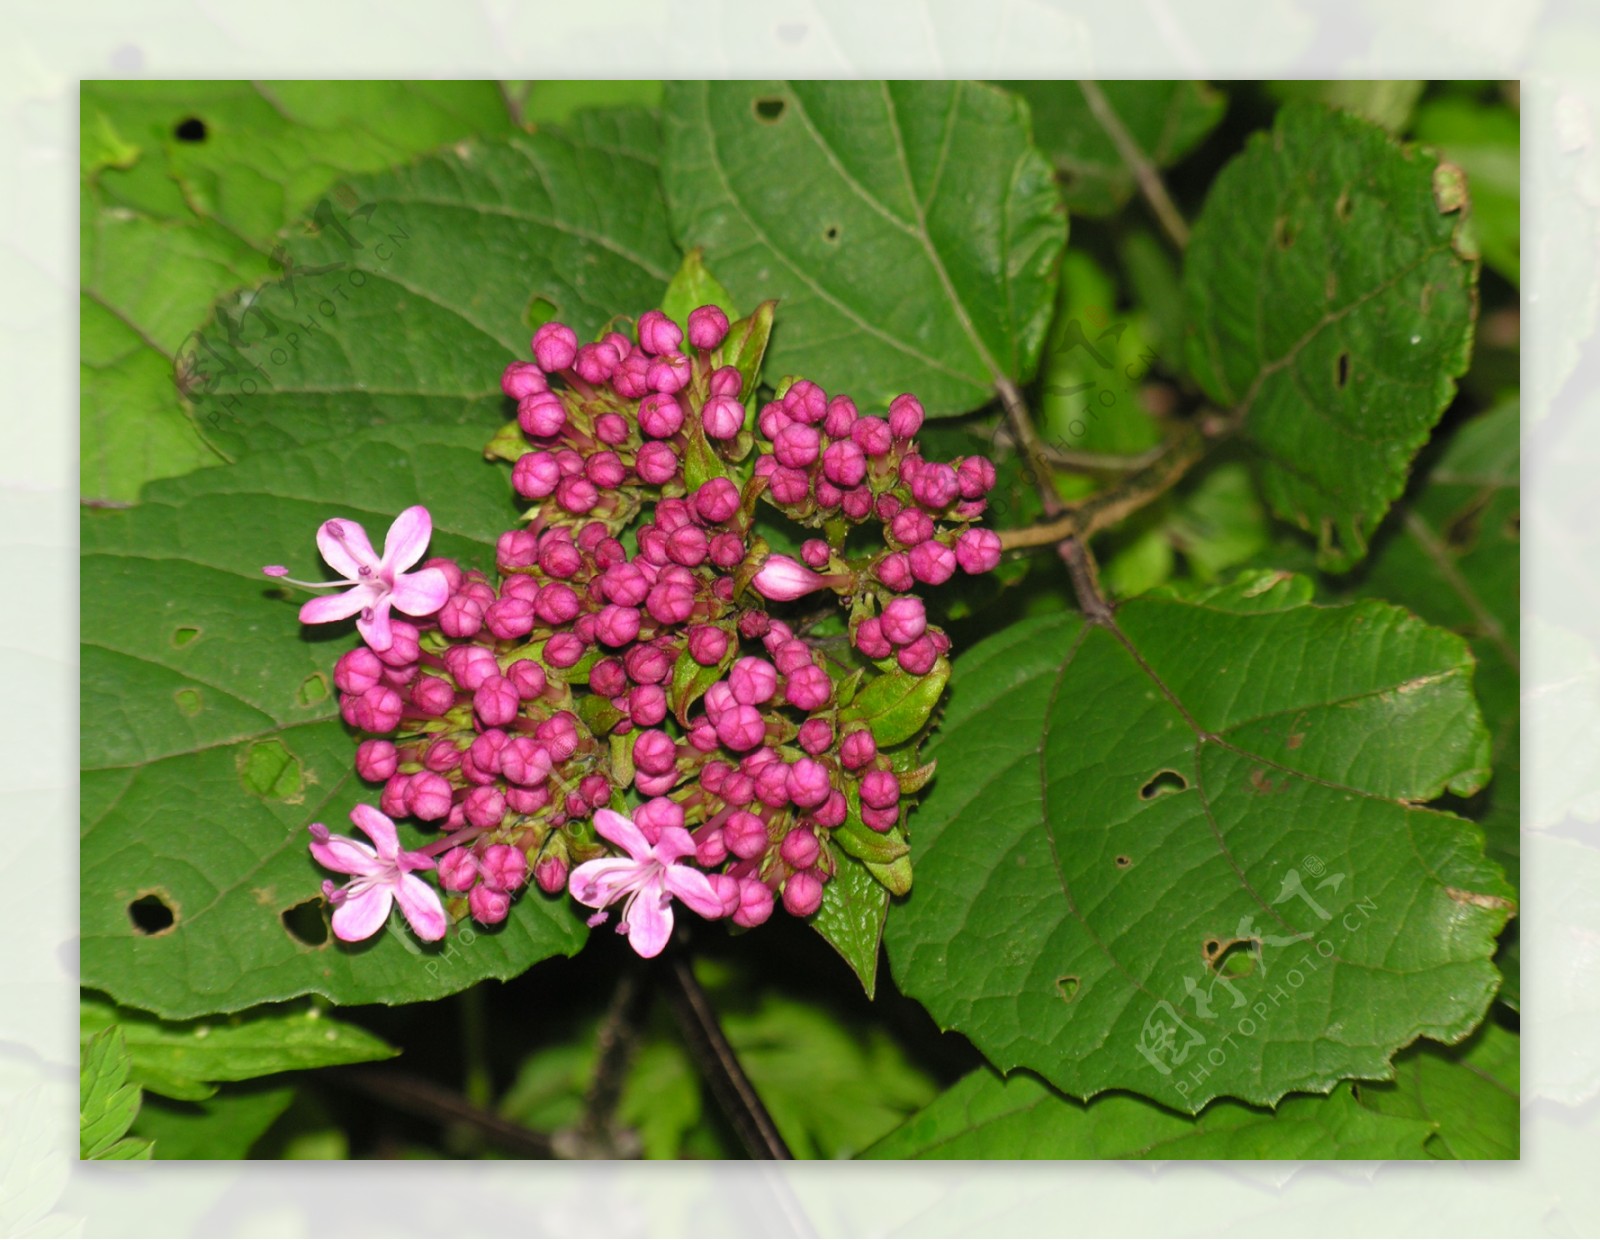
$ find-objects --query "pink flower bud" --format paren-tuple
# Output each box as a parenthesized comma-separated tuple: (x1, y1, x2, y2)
(469, 884, 512, 924)
(474, 674, 521, 727)
(733, 877, 774, 928)
(738, 610, 771, 640)
(464, 785, 507, 829)
(632, 729, 677, 776)
(537, 540, 581, 582)
(484, 596, 535, 641)
(439, 847, 478, 892)
(684, 627, 727, 670)
(956, 527, 1002, 574)
(555, 476, 599, 515)
(544, 633, 585, 667)
(823, 394, 858, 438)
(957, 456, 997, 499)
(355, 739, 398, 781)
(783, 379, 827, 425)
(410, 674, 457, 717)
(535, 583, 582, 626)
(624, 642, 673, 685)
(888, 393, 925, 439)
(875, 552, 915, 592)
(379, 772, 411, 818)
(702, 394, 746, 440)
(646, 578, 697, 625)
(861, 769, 901, 810)
(635, 796, 685, 839)
(481, 842, 527, 891)
(425, 737, 462, 774)
(798, 718, 834, 755)
(518, 392, 567, 438)
(751, 554, 827, 602)
(773, 639, 813, 676)
(573, 340, 621, 385)
(786, 757, 832, 809)
(534, 854, 569, 895)
(841, 486, 873, 521)
(443, 645, 498, 692)
(636, 309, 683, 355)
(347, 685, 403, 733)
(468, 729, 509, 776)
(538, 713, 580, 762)
(635, 440, 681, 485)
(911, 462, 961, 510)
(628, 683, 667, 726)
(607, 352, 647, 398)
(686, 719, 718, 753)
(592, 412, 628, 445)
(779, 828, 821, 870)
(910, 539, 957, 585)
(667, 524, 710, 567)
(800, 539, 831, 569)
(782, 868, 825, 917)
(840, 728, 877, 770)
(897, 634, 941, 675)
(586, 451, 627, 489)
(724, 810, 769, 860)
(532, 322, 578, 372)
(687, 304, 729, 350)
(821, 438, 867, 487)
(729, 657, 777, 705)
(695, 826, 728, 867)
(508, 784, 552, 815)
(862, 804, 899, 832)
(774, 423, 822, 469)
(634, 767, 678, 796)
(406, 770, 454, 821)
(758, 401, 790, 441)
(502, 360, 547, 400)
(707, 366, 741, 398)
(854, 616, 892, 660)
(591, 657, 628, 699)
(501, 736, 553, 787)
(880, 596, 927, 646)
(692, 477, 740, 525)
(816, 789, 848, 828)
(438, 593, 484, 638)
(638, 392, 685, 439)
(755, 761, 790, 808)
(769, 468, 811, 506)
(851, 416, 892, 457)
(506, 659, 547, 700)
(783, 664, 832, 712)
(647, 352, 691, 394)
(334, 647, 383, 695)
(377, 621, 422, 667)
(595, 604, 642, 647)
(814, 479, 843, 510)
(890, 508, 935, 547)
(716, 704, 767, 752)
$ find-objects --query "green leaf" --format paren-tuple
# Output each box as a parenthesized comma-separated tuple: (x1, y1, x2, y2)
(81, 997, 396, 1100)
(1002, 81, 1224, 216)
(1354, 1019, 1518, 1158)
(885, 589, 1512, 1113)
(863, 1070, 1434, 1159)
(508, 80, 663, 126)
(711, 299, 777, 404)
(663, 81, 1067, 415)
(659, 248, 738, 329)
(1184, 102, 1479, 570)
(133, 1084, 297, 1160)
(81, 1027, 154, 1160)
(80, 425, 587, 1019)
(1265, 80, 1425, 134)
(810, 845, 891, 998)
(669, 640, 735, 727)
(1412, 96, 1520, 286)
(79, 80, 521, 503)
(837, 658, 950, 749)
(192, 108, 678, 463)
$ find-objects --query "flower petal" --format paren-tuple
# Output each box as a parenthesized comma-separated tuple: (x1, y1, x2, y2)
(317, 518, 378, 580)
(569, 857, 648, 909)
(653, 825, 698, 867)
(299, 588, 368, 626)
(356, 601, 394, 653)
(664, 864, 727, 921)
(592, 808, 652, 860)
(622, 883, 674, 958)
(391, 566, 451, 618)
(381, 506, 434, 574)
(331, 885, 392, 941)
(395, 873, 448, 941)
(310, 834, 380, 876)
(349, 804, 401, 860)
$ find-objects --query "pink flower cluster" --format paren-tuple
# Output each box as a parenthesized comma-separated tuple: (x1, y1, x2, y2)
(276, 302, 1001, 952)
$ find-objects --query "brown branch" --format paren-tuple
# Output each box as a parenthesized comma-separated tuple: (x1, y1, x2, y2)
(996, 374, 1065, 518)
(1077, 80, 1191, 251)
(328, 1067, 556, 1158)
(1058, 537, 1112, 623)
(575, 968, 651, 1156)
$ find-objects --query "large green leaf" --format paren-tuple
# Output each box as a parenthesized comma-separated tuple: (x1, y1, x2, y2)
(79, 80, 520, 503)
(1184, 102, 1479, 570)
(809, 846, 890, 998)
(81, 997, 396, 1101)
(80, 425, 586, 1019)
(662, 81, 1067, 416)
(884, 584, 1512, 1113)
(1354, 1019, 1519, 1158)
(133, 1084, 297, 1160)
(1412, 94, 1520, 285)
(862, 1071, 1434, 1159)
(1000, 81, 1225, 216)
(191, 108, 679, 462)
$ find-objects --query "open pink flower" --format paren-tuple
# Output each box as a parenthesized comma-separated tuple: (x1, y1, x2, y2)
(568, 808, 725, 958)
(309, 804, 447, 943)
(263, 506, 450, 652)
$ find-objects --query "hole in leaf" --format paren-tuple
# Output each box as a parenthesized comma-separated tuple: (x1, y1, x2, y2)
(1335, 351, 1351, 389)
(172, 626, 200, 648)
(1139, 769, 1187, 800)
(129, 892, 177, 936)
(239, 738, 304, 800)
(1335, 189, 1353, 221)
(1274, 216, 1295, 249)
(282, 899, 330, 947)
(523, 295, 559, 334)
(1114, 854, 1132, 869)
(823, 224, 840, 243)
(175, 686, 202, 716)
(753, 96, 787, 123)
(174, 116, 207, 142)
(297, 672, 330, 707)
(1055, 975, 1080, 1002)
(1204, 937, 1261, 978)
